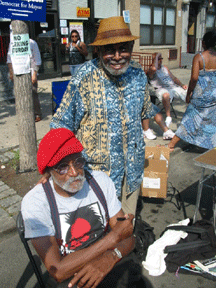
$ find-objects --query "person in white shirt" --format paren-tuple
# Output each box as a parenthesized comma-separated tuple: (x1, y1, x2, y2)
(7, 38, 42, 122)
(147, 53, 188, 128)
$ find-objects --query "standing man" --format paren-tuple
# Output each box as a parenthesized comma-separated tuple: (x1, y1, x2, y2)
(7, 38, 42, 122)
(50, 16, 154, 216)
(147, 53, 188, 128)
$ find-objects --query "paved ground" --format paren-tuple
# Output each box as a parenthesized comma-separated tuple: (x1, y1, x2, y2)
(1, 66, 216, 287)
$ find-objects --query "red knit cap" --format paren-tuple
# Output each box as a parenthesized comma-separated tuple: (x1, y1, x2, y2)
(37, 128, 83, 174)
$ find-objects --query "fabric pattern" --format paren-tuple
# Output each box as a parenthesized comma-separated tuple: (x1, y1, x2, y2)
(176, 57, 216, 149)
(50, 58, 154, 196)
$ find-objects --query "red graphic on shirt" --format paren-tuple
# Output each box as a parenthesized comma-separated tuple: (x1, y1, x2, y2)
(62, 202, 104, 252)
(67, 218, 91, 249)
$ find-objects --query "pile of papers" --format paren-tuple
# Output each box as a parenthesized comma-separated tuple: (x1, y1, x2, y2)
(180, 256, 216, 280)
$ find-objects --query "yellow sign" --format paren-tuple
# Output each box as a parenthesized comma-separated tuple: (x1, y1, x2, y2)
(76, 7, 90, 18)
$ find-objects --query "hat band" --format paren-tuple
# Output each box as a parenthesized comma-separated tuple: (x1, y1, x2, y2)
(96, 29, 132, 41)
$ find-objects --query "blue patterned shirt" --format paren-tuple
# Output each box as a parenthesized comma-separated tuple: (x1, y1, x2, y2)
(50, 58, 153, 196)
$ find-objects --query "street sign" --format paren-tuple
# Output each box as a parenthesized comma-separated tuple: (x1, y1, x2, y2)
(76, 7, 90, 18)
(0, 0, 46, 22)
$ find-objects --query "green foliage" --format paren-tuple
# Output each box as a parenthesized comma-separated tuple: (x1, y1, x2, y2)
(10, 149, 20, 171)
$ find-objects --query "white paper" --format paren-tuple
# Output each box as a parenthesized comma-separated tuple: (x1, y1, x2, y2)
(11, 54, 30, 75)
(61, 27, 69, 35)
(143, 177, 161, 189)
(160, 153, 169, 168)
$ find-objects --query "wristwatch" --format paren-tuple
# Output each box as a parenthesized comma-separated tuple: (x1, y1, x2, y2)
(112, 248, 122, 261)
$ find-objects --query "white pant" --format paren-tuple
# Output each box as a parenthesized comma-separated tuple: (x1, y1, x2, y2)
(155, 86, 187, 102)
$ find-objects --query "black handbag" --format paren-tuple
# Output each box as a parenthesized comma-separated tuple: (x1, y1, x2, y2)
(164, 219, 216, 272)
(133, 215, 155, 262)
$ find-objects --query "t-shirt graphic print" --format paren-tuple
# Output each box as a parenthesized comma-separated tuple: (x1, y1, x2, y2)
(59, 202, 105, 255)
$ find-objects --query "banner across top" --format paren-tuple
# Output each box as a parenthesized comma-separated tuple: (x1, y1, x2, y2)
(0, 0, 46, 22)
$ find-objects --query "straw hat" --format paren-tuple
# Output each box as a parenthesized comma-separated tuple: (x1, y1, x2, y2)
(89, 16, 139, 46)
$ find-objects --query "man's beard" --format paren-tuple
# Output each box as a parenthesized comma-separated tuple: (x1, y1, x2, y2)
(52, 174, 85, 194)
(101, 58, 129, 76)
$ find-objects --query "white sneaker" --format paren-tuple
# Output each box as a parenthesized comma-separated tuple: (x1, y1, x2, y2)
(165, 116, 172, 128)
(143, 129, 157, 140)
(163, 129, 175, 140)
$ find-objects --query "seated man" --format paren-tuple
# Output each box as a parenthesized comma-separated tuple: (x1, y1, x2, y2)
(21, 128, 135, 287)
(147, 53, 188, 128)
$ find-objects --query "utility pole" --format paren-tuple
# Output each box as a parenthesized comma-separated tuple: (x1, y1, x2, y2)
(11, 20, 37, 172)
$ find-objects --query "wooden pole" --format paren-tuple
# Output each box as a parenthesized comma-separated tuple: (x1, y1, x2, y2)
(11, 20, 37, 172)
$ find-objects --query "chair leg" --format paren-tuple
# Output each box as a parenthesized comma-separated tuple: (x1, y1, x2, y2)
(22, 240, 46, 288)
(170, 102, 177, 118)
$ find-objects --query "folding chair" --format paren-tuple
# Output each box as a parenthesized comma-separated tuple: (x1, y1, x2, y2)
(52, 80, 70, 115)
(16, 211, 46, 288)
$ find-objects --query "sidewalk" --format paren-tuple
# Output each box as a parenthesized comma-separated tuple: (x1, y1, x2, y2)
(0, 67, 191, 236)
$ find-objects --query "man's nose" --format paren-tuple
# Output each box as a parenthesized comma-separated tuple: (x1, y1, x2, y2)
(113, 50, 121, 61)
(67, 164, 79, 176)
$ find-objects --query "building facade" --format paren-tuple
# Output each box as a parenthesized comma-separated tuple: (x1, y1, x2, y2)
(1, 0, 216, 77)
(126, 0, 216, 69)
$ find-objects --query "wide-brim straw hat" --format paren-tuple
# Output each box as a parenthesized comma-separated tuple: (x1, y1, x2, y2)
(89, 16, 140, 46)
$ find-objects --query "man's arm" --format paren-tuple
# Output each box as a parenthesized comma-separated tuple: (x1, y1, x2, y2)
(68, 211, 135, 288)
(166, 66, 187, 90)
(7, 45, 13, 81)
(146, 53, 157, 80)
(7, 63, 13, 81)
(31, 210, 134, 283)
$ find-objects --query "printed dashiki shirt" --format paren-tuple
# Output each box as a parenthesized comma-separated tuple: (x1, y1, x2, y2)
(50, 58, 155, 196)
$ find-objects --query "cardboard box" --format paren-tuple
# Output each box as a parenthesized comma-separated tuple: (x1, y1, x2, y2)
(141, 146, 170, 198)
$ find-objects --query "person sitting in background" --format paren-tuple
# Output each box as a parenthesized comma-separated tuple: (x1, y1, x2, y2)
(147, 53, 188, 128)
(142, 110, 175, 140)
(66, 29, 88, 76)
(168, 30, 216, 152)
(21, 128, 136, 287)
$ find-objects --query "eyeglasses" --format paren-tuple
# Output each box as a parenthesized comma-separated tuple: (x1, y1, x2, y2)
(158, 58, 163, 60)
(53, 157, 86, 175)
(71, 35, 78, 38)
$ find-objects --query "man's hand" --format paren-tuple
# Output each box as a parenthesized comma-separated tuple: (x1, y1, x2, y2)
(32, 71, 37, 85)
(68, 250, 116, 288)
(182, 84, 188, 90)
(111, 214, 134, 243)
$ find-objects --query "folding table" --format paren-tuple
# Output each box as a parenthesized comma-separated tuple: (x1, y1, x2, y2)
(193, 148, 216, 226)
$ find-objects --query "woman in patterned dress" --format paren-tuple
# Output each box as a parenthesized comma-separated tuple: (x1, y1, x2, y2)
(168, 30, 216, 151)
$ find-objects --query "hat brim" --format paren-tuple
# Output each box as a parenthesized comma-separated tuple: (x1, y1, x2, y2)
(89, 35, 140, 46)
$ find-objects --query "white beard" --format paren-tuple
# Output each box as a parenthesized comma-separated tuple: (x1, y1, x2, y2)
(52, 174, 85, 193)
(101, 58, 129, 76)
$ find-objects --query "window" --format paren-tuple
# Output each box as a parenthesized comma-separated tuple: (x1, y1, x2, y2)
(140, 0, 177, 46)
(206, 4, 216, 32)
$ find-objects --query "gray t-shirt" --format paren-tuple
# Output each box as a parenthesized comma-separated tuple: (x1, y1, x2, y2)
(21, 170, 121, 255)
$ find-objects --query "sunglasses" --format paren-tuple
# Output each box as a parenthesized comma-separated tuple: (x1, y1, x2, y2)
(53, 157, 86, 175)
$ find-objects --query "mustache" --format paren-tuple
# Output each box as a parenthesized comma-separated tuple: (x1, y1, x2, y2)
(66, 175, 85, 184)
